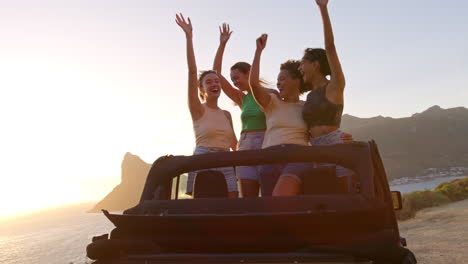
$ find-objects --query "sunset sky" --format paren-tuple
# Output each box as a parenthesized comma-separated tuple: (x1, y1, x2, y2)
(1, 0, 467, 219)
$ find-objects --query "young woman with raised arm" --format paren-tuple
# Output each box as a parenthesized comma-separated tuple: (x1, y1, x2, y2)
(212, 24, 269, 198)
(249, 34, 310, 196)
(175, 14, 238, 198)
(272, 0, 354, 196)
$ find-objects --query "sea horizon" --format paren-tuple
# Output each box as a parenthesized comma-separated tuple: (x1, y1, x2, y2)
(3, 172, 467, 223)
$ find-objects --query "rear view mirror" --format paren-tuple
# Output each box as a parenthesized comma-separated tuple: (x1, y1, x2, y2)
(391, 191, 402, 210)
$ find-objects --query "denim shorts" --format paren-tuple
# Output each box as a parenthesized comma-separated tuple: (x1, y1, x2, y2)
(236, 131, 265, 181)
(282, 130, 354, 182)
(259, 163, 286, 197)
(258, 144, 299, 196)
(186, 146, 238, 195)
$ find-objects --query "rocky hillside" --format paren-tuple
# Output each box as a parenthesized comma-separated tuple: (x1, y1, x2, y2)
(88, 153, 151, 212)
(341, 105, 468, 179)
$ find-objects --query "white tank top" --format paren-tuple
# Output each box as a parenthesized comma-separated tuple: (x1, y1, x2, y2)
(262, 94, 309, 148)
(193, 105, 235, 149)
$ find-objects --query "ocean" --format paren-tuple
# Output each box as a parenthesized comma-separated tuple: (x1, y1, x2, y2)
(0, 203, 114, 264)
(389, 175, 466, 194)
(0, 176, 466, 264)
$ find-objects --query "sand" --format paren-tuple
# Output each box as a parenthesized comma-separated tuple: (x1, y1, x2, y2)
(398, 199, 468, 264)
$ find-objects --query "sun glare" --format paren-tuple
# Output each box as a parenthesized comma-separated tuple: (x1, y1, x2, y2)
(0, 51, 200, 219)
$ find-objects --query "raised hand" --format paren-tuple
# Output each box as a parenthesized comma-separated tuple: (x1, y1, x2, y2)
(175, 13, 193, 37)
(256, 34, 268, 52)
(315, 0, 328, 7)
(219, 23, 232, 45)
(250, 33, 271, 111)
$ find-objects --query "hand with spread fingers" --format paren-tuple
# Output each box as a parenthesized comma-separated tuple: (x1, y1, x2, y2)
(219, 23, 233, 45)
(315, 0, 329, 7)
(175, 13, 193, 38)
(212, 22, 245, 106)
(175, 13, 202, 119)
(256, 34, 268, 52)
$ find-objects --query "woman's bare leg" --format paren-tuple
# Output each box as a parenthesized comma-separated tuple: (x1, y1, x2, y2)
(227, 191, 239, 198)
(240, 179, 260, 197)
(272, 176, 301, 196)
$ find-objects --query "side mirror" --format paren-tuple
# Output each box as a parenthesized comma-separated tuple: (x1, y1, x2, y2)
(391, 191, 403, 210)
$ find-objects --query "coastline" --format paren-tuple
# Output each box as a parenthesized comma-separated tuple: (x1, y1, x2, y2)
(390, 175, 467, 194)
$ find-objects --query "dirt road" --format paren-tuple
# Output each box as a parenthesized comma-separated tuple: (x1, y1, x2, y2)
(398, 199, 468, 264)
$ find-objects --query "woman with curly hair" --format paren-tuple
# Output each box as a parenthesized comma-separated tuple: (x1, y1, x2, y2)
(249, 34, 309, 196)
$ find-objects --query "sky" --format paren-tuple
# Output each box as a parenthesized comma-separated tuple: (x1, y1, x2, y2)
(0, 0, 467, 218)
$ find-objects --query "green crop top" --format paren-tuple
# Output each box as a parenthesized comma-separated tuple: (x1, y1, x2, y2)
(241, 93, 267, 132)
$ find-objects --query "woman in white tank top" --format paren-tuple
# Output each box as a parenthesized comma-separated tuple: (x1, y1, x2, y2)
(176, 14, 238, 198)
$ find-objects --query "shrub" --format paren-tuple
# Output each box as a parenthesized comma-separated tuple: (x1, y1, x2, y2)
(397, 198, 416, 220)
(435, 178, 468, 202)
(397, 177, 468, 221)
(397, 190, 451, 221)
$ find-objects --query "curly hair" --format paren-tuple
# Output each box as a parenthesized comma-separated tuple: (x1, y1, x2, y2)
(303, 48, 331, 76)
(280, 60, 306, 94)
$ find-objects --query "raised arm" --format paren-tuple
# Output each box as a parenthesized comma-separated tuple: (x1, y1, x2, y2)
(176, 13, 204, 120)
(213, 23, 232, 74)
(213, 24, 244, 106)
(249, 34, 271, 110)
(220, 75, 244, 106)
(316, 0, 345, 103)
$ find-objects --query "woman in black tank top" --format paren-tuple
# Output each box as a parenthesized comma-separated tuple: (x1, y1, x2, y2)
(299, 0, 345, 129)
(272, 0, 353, 196)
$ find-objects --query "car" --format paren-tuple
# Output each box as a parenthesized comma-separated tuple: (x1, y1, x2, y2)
(86, 141, 417, 264)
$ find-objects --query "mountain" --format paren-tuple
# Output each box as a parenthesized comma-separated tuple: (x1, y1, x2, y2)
(341, 105, 468, 179)
(91, 105, 468, 212)
(88, 153, 151, 213)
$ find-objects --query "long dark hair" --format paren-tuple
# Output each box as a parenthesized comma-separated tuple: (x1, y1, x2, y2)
(303, 48, 331, 76)
(231, 61, 269, 88)
(230, 62, 251, 74)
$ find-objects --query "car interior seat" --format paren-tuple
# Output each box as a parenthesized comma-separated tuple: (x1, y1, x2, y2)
(193, 170, 228, 198)
(303, 166, 352, 194)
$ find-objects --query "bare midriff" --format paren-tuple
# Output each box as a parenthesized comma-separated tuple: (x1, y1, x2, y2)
(309, 125, 338, 138)
(241, 129, 266, 134)
(205, 147, 231, 150)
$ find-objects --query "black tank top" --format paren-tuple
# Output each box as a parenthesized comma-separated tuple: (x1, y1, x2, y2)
(302, 85, 343, 128)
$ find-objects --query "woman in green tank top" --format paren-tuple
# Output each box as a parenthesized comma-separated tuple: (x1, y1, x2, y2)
(213, 24, 272, 198)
